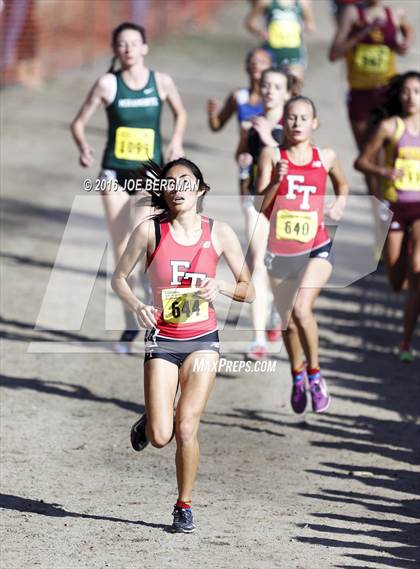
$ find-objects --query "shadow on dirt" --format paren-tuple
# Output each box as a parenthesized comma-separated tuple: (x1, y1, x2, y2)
(293, 269, 420, 568)
(0, 493, 170, 530)
(0, 374, 143, 415)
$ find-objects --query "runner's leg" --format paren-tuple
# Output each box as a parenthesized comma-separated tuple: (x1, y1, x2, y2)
(384, 230, 407, 292)
(245, 206, 270, 352)
(270, 274, 304, 368)
(291, 258, 332, 369)
(350, 119, 379, 197)
(175, 351, 218, 502)
(144, 358, 179, 447)
(402, 220, 420, 348)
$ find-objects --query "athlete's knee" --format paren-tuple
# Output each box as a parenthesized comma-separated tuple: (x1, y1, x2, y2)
(175, 415, 199, 446)
(285, 316, 298, 333)
(411, 254, 420, 275)
(148, 426, 173, 449)
(292, 302, 312, 327)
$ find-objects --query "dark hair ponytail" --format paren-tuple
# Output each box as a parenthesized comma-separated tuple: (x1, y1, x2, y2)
(107, 22, 147, 74)
(370, 71, 420, 128)
(132, 158, 210, 213)
(107, 55, 118, 74)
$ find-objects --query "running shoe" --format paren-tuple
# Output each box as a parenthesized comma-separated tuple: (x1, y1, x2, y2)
(266, 324, 282, 342)
(398, 343, 414, 363)
(309, 372, 331, 413)
(291, 368, 308, 414)
(246, 342, 267, 360)
(267, 307, 282, 342)
(130, 413, 149, 451)
(114, 330, 139, 355)
(170, 505, 195, 533)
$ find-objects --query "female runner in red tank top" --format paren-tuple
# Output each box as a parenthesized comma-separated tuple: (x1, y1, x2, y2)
(112, 158, 255, 533)
(258, 96, 348, 414)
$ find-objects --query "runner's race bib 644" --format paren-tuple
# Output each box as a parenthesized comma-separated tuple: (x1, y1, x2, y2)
(354, 44, 391, 74)
(161, 288, 208, 324)
(268, 20, 301, 49)
(114, 127, 155, 161)
(276, 210, 318, 243)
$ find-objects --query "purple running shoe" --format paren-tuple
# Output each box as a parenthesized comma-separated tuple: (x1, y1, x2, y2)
(309, 372, 331, 413)
(291, 369, 308, 414)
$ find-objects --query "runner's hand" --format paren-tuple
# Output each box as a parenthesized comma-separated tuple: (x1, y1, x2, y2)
(381, 167, 404, 182)
(237, 152, 253, 168)
(207, 99, 221, 116)
(197, 278, 220, 302)
(252, 116, 276, 146)
(395, 42, 409, 55)
(327, 196, 346, 221)
(165, 141, 184, 162)
(79, 145, 94, 167)
(135, 304, 159, 329)
(272, 159, 288, 184)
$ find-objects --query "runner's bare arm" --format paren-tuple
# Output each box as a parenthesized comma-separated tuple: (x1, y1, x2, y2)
(256, 146, 276, 194)
(236, 126, 253, 196)
(301, 0, 316, 33)
(235, 125, 251, 161)
(260, 158, 288, 212)
(252, 116, 278, 147)
(207, 92, 237, 132)
(70, 74, 115, 167)
(212, 222, 255, 303)
(245, 0, 270, 41)
(111, 221, 158, 327)
(156, 72, 187, 162)
(394, 8, 414, 54)
(328, 6, 371, 61)
(354, 119, 399, 181)
(323, 148, 349, 220)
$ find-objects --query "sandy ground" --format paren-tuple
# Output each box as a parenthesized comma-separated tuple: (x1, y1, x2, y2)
(1, 1, 420, 568)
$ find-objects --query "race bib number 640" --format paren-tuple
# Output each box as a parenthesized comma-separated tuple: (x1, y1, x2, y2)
(276, 210, 318, 243)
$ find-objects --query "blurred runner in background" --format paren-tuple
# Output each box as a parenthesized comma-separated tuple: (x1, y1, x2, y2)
(329, 0, 413, 196)
(245, 0, 316, 86)
(236, 68, 292, 359)
(71, 22, 186, 353)
(330, 0, 366, 25)
(207, 47, 272, 132)
(355, 71, 420, 362)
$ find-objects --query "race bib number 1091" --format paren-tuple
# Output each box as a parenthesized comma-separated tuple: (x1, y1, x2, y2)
(114, 127, 155, 161)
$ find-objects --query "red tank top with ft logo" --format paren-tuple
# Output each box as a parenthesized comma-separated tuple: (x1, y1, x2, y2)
(146, 215, 220, 339)
(267, 147, 330, 256)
